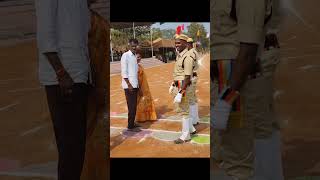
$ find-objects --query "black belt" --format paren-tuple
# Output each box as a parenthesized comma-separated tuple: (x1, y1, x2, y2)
(193, 72, 198, 77)
(264, 34, 280, 50)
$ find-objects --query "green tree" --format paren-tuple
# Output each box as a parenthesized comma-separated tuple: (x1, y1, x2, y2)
(135, 25, 151, 43)
(151, 28, 162, 40)
(187, 23, 209, 50)
(161, 29, 176, 39)
(136, 27, 162, 44)
(111, 25, 154, 49)
(110, 28, 129, 51)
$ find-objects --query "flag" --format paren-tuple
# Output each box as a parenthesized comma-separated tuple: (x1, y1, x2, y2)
(176, 26, 182, 35)
(197, 29, 200, 36)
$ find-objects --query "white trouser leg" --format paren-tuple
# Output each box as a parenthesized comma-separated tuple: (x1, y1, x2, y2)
(194, 103, 200, 124)
(254, 130, 284, 180)
(189, 104, 195, 124)
(189, 113, 196, 133)
(180, 117, 191, 140)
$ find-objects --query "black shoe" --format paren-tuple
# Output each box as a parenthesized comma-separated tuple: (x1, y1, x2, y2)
(133, 123, 141, 128)
(127, 127, 142, 132)
(174, 138, 190, 144)
(191, 130, 197, 135)
(193, 122, 200, 126)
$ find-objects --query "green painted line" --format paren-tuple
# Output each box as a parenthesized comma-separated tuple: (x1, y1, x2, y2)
(191, 135, 210, 144)
(200, 116, 210, 123)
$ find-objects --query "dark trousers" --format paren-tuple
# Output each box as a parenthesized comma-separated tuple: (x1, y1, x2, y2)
(124, 88, 138, 129)
(45, 83, 88, 180)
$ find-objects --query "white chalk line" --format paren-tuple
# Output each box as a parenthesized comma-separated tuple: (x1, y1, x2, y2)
(0, 102, 20, 111)
(110, 126, 209, 137)
(110, 115, 210, 124)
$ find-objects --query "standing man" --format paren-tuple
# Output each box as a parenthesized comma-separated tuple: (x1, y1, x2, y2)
(187, 38, 200, 126)
(35, 0, 91, 179)
(210, 0, 277, 179)
(121, 39, 141, 132)
(172, 34, 197, 144)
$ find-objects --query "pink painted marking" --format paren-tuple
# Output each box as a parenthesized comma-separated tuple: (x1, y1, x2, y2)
(110, 112, 118, 116)
(0, 159, 20, 171)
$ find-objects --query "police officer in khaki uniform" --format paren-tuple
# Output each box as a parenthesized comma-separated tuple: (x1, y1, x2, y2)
(171, 34, 197, 144)
(210, 0, 279, 179)
(187, 38, 201, 126)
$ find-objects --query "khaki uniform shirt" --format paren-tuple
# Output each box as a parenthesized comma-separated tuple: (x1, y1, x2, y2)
(266, 0, 281, 34)
(210, 0, 272, 60)
(173, 48, 194, 81)
(189, 48, 199, 72)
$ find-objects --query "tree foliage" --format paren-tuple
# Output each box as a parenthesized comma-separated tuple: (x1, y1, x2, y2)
(187, 23, 209, 50)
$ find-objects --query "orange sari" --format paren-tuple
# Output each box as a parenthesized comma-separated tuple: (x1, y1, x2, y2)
(135, 64, 157, 122)
(81, 10, 109, 180)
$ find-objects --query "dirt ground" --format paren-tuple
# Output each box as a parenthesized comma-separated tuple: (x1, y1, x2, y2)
(0, 41, 108, 180)
(0, 41, 56, 179)
(276, 0, 320, 178)
(110, 54, 210, 158)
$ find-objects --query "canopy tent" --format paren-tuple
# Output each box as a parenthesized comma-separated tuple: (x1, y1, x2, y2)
(138, 38, 175, 62)
(151, 38, 175, 48)
(110, 22, 153, 29)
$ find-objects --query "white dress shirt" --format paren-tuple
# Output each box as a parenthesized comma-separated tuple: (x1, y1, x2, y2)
(35, 0, 91, 85)
(121, 50, 139, 89)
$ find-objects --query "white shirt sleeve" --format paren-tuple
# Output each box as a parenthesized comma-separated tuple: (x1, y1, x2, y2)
(121, 53, 128, 79)
(35, 0, 58, 53)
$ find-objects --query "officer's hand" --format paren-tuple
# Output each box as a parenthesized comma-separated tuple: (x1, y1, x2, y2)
(211, 99, 232, 130)
(173, 93, 182, 103)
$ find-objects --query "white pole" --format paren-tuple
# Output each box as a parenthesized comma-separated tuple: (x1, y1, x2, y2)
(110, 31, 114, 62)
(133, 22, 135, 39)
(151, 27, 153, 58)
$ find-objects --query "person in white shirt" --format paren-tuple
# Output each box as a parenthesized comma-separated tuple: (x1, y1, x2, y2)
(121, 39, 141, 132)
(35, 0, 95, 179)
